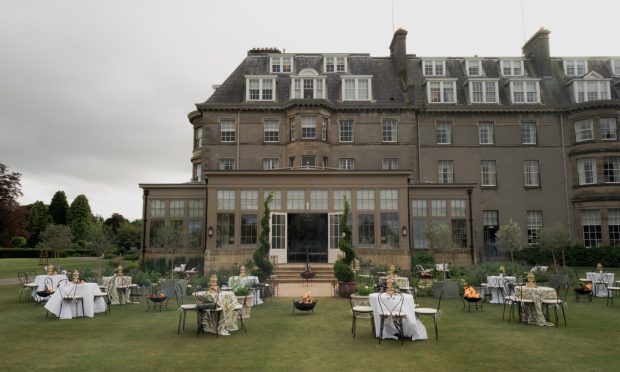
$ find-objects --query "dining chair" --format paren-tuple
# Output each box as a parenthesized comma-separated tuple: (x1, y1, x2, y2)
(605, 280, 620, 306)
(175, 281, 197, 334)
(93, 290, 111, 315)
(543, 281, 569, 326)
(377, 292, 406, 345)
(232, 294, 248, 334)
(195, 291, 224, 338)
(349, 295, 374, 338)
(501, 279, 517, 321)
(36, 276, 55, 305)
(18, 271, 37, 303)
(512, 281, 534, 325)
(415, 284, 444, 341)
(57, 279, 84, 319)
(592, 272, 608, 298)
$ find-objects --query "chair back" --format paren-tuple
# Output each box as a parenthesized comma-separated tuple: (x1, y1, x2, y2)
(174, 281, 185, 307)
(38, 276, 55, 297)
(378, 291, 404, 317)
(599, 272, 609, 286)
(556, 281, 570, 302)
(502, 279, 516, 299)
(18, 271, 28, 286)
(436, 284, 446, 311)
(416, 265, 425, 272)
(57, 279, 77, 299)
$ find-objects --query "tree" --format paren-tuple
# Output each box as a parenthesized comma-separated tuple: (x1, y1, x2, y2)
(27, 201, 52, 246)
(116, 220, 142, 250)
(40, 224, 73, 263)
(104, 213, 127, 236)
(152, 221, 189, 278)
(253, 193, 273, 282)
(0, 163, 28, 246)
(334, 197, 355, 283)
(87, 221, 112, 277)
(67, 194, 92, 242)
(539, 224, 572, 273)
(49, 191, 69, 225)
(424, 223, 453, 279)
(496, 220, 522, 274)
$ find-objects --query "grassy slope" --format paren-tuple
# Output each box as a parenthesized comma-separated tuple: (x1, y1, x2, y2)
(0, 282, 618, 372)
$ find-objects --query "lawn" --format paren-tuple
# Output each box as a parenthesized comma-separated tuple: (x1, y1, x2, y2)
(0, 258, 105, 280)
(0, 278, 618, 372)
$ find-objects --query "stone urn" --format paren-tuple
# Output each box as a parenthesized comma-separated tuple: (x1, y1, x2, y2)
(337, 281, 357, 298)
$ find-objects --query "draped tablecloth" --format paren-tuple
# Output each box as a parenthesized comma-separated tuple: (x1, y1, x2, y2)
(229, 276, 263, 305)
(369, 293, 427, 340)
(32, 274, 68, 302)
(195, 290, 240, 335)
(102, 276, 133, 304)
(514, 286, 557, 326)
(44, 282, 107, 319)
(586, 272, 615, 297)
(487, 276, 516, 304)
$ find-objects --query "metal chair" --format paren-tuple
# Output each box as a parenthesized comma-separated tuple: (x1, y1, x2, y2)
(36, 276, 55, 305)
(512, 281, 534, 325)
(377, 291, 406, 345)
(543, 281, 569, 326)
(93, 290, 111, 315)
(415, 284, 444, 341)
(501, 279, 517, 321)
(349, 295, 374, 338)
(232, 295, 248, 334)
(18, 271, 37, 303)
(605, 281, 620, 306)
(592, 272, 608, 298)
(195, 291, 224, 338)
(57, 279, 84, 318)
(175, 281, 197, 334)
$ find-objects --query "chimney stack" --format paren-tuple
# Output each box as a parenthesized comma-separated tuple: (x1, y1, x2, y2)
(390, 28, 408, 77)
(522, 28, 552, 77)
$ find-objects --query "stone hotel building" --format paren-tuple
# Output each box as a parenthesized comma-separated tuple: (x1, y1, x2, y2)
(139, 28, 620, 270)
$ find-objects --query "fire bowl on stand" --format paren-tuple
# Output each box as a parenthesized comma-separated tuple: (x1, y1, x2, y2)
(292, 300, 317, 313)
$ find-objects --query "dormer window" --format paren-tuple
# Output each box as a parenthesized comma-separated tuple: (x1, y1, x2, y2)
(509, 79, 540, 104)
(571, 72, 611, 103)
(423, 60, 445, 76)
(501, 59, 524, 76)
(270, 55, 293, 73)
(611, 59, 620, 76)
(469, 79, 498, 103)
(466, 60, 482, 76)
(324, 55, 347, 73)
(427, 79, 456, 103)
(564, 59, 587, 76)
(245, 76, 276, 101)
(342, 76, 372, 101)
(291, 68, 326, 99)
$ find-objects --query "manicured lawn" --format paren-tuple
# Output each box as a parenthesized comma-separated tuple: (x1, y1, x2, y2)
(0, 280, 618, 371)
(0, 258, 103, 280)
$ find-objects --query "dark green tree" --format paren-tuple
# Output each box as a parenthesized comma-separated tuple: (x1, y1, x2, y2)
(87, 221, 113, 277)
(334, 197, 355, 282)
(67, 194, 93, 242)
(116, 219, 142, 250)
(0, 163, 29, 246)
(253, 192, 273, 282)
(49, 191, 69, 225)
(104, 213, 127, 236)
(40, 224, 73, 263)
(27, 201, 52, 246)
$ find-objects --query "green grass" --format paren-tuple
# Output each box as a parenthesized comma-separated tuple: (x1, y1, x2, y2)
(0, 258, 102, 279)
(0, 281, 619, 372)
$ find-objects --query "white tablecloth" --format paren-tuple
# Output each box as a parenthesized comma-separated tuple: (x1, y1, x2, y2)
(587, 272, 615, 297)
(228, 276, 263, 305)
(44, 282, 107, 319)
(369, 293, 427, 340)
(32, 274, 68, 302)
(487, 276, 516, 304)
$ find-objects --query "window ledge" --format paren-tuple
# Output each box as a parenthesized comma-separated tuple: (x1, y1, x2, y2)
(480, 186, 498, 190)
(524, 186, 542, 190)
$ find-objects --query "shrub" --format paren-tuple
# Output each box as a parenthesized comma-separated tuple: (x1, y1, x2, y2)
(334, 260, 354, 282)
(411, 252, 435, 270)
(11, 236, 27, 248)
(356, 285, 374, 296)
(233, 285, 250, 296)
(0, 248, 41, 258)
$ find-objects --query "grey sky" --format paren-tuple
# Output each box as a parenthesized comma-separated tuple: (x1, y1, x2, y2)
(1, 0, 618, 220)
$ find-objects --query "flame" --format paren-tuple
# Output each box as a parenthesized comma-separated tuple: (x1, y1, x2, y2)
(585, 283, 592, 290)
(464, 285, 480, 299)
(301, 291, 313, 304)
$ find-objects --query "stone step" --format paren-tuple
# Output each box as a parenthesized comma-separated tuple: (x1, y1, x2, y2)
(273, 263, 335, 284)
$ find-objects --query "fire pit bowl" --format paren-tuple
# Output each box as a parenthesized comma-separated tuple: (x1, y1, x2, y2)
(464, 296, 482, 303)
(574, 287, 592, 294)
(292, 300, 317, 313)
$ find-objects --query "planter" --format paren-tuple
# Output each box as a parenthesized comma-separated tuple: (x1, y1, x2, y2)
(337, 281, 357, 298)
(432, 280, 459, 298)
(236, 294, 254, 318)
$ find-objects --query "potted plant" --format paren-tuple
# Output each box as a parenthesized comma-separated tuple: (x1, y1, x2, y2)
(350, 274, 374, 308)
(334, 198, 356, 297)
(232, 285, 254, 318)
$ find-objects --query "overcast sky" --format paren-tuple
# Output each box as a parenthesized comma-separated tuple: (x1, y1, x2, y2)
(1, 0, 618, 220)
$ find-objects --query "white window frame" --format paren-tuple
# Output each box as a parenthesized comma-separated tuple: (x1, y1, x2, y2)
(611, 59, 620, 76)
(341, 76, 373, 101)
(269, 55, 293, 74)
(466, 59, 482, 76)
(381, 119, 398, 143)
(478, 122, 494, 145)
(427, 79, 457, 103)
(436, 122, 452, 144)
(382, 158, 399, 170)
(263, 120, 280, 143)
(192, 163, 202, 182)
(469, 79, 498, 103)
(601, 118, 618, 140)
(321, 118, 328, 141)
(301, 117, 316, 139)
(563, 59, 587, 76)
(422, 60, 446, 76)
(219, 158, 235, 170)
(438, 160, 454, 184)
(603, 156, 620, 183)
(323, 55, 347, 73)
(193, 127, 203, 149)
(245, 76, 276, 101)
(572, 80, 611, 103)
(523, 160, 540, 187)
(481, 160, 497, 187)
(509, 79, 540, 104)
(289, 117, 295, 142)
(577, 158, 597, 185)
(521, 122, 537, 145)
(527, 210, 543, 246)
(291, 76, 326, 99)
(575, 119, 594, 142)
(339, 158, 355, 170)
(500, 59, 524, 76)
(338, 120, 354, 143)
(262, 158, 280, 170)
(220, 120, 236, 143)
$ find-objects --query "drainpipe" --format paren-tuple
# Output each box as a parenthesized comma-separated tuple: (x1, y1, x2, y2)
(415, 112, 421, 182)
(141, 189, 149, 268)
(407, 176, 412, 256)
(236, 111, 240, 169)
(467, 188, 475, 264)
(559, 113, 572, 232)
(203, 178, 209, 275)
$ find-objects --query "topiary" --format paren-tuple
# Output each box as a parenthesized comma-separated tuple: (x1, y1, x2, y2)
(253, 193, 273, 282)
(334, 260, 354, 282)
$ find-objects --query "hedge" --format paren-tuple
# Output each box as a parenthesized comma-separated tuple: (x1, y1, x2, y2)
(515, 245, 620, 267)
(0, 248, 45, 258)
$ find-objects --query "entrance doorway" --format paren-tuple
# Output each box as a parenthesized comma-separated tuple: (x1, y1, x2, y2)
(287, 214, 328, 263)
